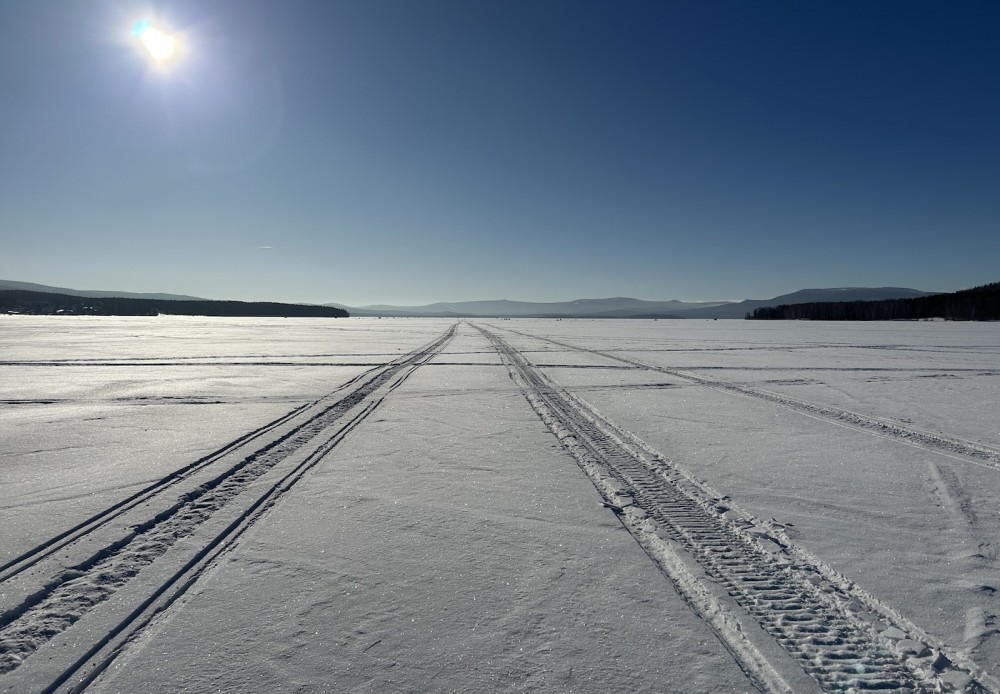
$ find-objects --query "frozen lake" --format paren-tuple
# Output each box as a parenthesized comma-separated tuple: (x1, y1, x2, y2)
(1, 316, 998, 693)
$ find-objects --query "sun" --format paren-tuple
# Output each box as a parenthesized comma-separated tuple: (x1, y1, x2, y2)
(132, 19, 181, 66)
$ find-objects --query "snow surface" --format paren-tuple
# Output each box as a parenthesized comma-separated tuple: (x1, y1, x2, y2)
(1, 316, 998, 692)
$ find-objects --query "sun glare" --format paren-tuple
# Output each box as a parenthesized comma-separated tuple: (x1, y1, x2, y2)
(132, 19, 180, 66)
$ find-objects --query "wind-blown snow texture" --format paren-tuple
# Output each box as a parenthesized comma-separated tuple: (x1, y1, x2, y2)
(1, 316, 998, 693)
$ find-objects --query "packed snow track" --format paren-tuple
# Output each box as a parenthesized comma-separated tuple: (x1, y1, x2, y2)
(2, 317, 998, 693)
(495, 326, 1000, 472)
(476, 324, 996, 694)
(0, 325, 455, 693)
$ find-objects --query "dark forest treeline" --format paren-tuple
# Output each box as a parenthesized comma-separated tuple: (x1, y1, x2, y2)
(748, 282, 999, 321)
(0, 290, 349, 318)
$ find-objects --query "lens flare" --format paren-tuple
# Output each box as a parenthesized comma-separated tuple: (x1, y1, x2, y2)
(132, 19, 179, 65)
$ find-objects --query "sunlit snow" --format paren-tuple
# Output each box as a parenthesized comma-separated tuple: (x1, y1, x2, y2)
(1, 316, 998, 692)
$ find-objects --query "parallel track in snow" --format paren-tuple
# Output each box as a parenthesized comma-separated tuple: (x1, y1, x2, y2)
(496, 327, 1000, 472)
(0, 355, 413, 585)
(0, 324, 456, 693)
(476, 324, 995, 694)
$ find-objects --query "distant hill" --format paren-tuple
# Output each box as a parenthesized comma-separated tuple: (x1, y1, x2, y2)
(1, 289, 348, 318)
(328, 297, 732, 318)
(0, 279, 205, 302)
(2, 280, 939, 319)
(748, 283, 998, 321)
(676, 287, 937, 319)
(329, 289, 936, 319)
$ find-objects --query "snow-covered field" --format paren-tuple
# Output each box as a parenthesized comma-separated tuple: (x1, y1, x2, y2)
(1, 316, 998, 693)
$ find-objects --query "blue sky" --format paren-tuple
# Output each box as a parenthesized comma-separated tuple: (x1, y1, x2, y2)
(1, 1, 997, 305)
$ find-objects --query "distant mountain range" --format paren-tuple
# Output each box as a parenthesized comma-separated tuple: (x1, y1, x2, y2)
(1, 279, 939, 319)
(748, 282, 998, 321)
(329, 288, 937, 319)
(327, 297, 731, 319)
(0, 279, 205, 302)
(0, 287, 347, 318)
(675, 287, 937, 319)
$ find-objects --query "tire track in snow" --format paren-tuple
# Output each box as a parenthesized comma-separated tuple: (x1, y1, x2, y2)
(477, 324, 996, 694)
(0, 351, 419, 363)
(0, 361, 388, 367)
(0, 325, 456, 690)
(497, 327, 1000, 473)
(0, 364, 390, 584)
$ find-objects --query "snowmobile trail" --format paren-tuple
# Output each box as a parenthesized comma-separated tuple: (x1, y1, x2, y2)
(495, 326, 1000, 473)
(0, 325, 456, 693)
(0, 359, 409, 585)
(475, 324, 996, 694)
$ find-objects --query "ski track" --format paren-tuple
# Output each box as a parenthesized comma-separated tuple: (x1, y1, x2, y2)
(496, 327, 1000, 473)
(475, 323, 997, 694)
(0, 325, 456, 692)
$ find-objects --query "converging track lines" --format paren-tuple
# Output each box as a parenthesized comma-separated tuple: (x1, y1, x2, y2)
(496, 327, 1000, 472)
(0, 325, 456, 692)
(475, 324, 996, 694)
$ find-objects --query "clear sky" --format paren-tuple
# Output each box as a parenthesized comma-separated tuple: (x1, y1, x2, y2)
(1, 1, 998, 305)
